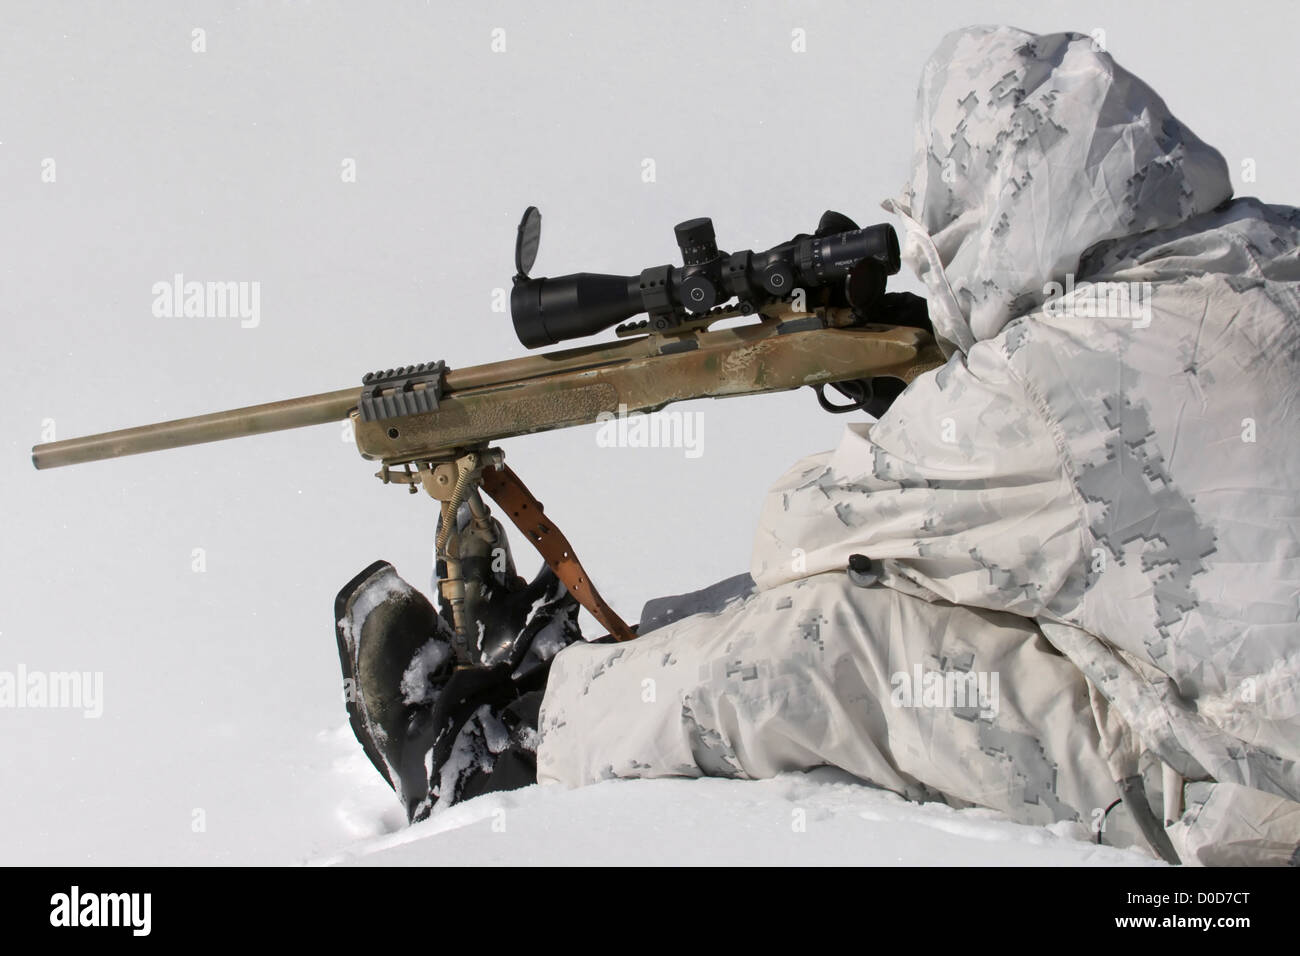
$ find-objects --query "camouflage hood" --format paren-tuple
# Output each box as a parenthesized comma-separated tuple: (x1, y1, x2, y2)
(884, 25, 1233, 354)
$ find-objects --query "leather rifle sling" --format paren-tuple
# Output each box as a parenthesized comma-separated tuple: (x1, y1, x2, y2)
(479, 464, 637, 643)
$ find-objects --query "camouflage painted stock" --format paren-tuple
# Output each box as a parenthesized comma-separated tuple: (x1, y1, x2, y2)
(31, 301, 941, 651)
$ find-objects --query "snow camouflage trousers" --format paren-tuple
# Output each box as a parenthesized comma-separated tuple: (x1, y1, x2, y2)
(536, 25, 1300, 866)
(538, 571, 1160, 854)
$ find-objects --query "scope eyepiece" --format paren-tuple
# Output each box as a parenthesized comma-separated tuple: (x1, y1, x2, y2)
(802, 223, 900, 282)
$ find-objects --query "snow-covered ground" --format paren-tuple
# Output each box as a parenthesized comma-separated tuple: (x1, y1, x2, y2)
(317, 723, 1159, 867)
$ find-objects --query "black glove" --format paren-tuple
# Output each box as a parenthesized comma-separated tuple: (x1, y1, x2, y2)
(874, 291, 932, 334)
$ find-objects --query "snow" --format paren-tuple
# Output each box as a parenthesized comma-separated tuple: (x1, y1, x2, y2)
(314, 721, 1159, 867)
(400, 639, 451, 706)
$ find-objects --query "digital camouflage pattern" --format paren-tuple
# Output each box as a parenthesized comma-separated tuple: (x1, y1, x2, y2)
(540, 569, 1163, 854)
(537, 25, 1300, 864)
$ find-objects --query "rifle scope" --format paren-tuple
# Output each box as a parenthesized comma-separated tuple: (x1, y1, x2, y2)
(509, 207, 900, 348)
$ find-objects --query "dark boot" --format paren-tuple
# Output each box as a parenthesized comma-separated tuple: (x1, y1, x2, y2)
(334, 560, 454, 822)
(336, 505, 588, 821)
(413, 566, 585, 818)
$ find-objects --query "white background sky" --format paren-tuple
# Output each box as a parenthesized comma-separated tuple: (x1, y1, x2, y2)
(1, 0, 1295, 864)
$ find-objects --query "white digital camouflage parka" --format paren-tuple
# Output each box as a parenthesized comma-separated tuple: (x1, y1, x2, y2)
(538, 25, 1300, 865)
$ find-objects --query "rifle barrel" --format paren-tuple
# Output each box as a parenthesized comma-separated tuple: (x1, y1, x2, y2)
(31, 387, 360, 470)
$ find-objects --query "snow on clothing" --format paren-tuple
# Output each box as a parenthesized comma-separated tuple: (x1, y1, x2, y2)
(536, 26, 1300, 865)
